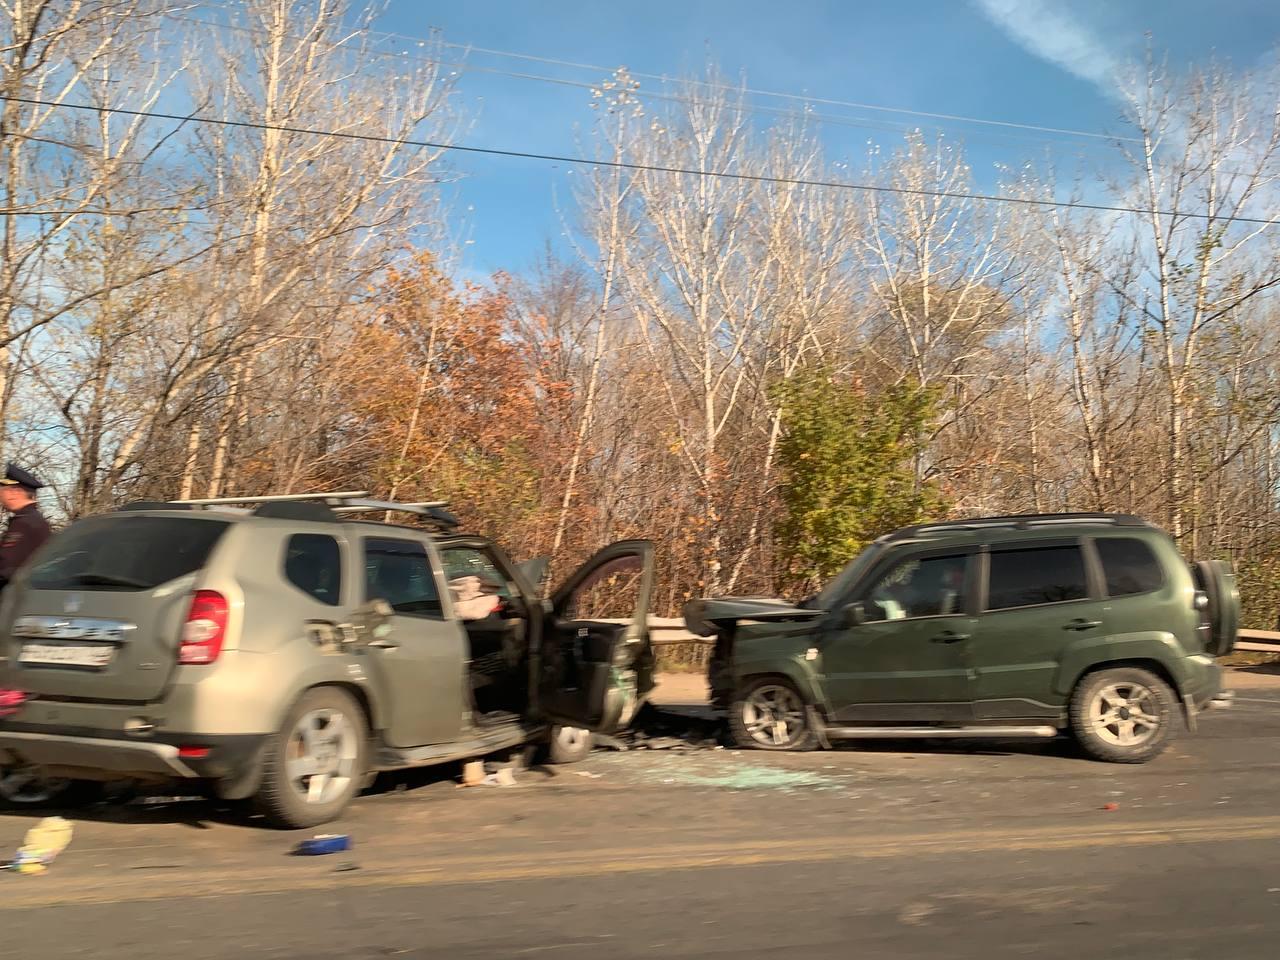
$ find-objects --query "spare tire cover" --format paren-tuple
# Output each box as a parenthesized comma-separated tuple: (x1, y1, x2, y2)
(1193, 560, 1240, 657)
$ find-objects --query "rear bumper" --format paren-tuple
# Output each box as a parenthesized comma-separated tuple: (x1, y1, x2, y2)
(0, 731, 197, 778)
(0, 724, 266, 783)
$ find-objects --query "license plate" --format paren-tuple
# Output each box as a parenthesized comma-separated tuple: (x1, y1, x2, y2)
(18, 642, 115, 669)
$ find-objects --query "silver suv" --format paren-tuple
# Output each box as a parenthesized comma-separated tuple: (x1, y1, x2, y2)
(0, 492, 655, 827)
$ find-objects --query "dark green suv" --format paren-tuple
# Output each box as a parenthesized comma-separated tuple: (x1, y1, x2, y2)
(684, 514, 1237, 763)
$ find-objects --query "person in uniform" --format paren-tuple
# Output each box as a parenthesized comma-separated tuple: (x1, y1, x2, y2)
(0, 463, 51, 589)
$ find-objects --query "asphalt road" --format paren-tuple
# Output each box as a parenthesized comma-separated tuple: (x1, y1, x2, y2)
(3, 681, 1280, 959)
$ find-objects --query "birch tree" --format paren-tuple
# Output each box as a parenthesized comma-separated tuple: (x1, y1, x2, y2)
(619, 74, 767, 594)
(0, 1, 174, 440)
(187, 0, 457, 498)
(1118, 58, 1280, 547)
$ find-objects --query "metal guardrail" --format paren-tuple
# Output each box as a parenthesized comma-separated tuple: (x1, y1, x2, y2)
(1237, 629, 1280, 653)
(625, 617, 712, 667)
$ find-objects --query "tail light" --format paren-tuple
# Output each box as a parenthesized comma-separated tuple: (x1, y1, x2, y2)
(179, 590, 229, 665)
(0, 689, 28, 718)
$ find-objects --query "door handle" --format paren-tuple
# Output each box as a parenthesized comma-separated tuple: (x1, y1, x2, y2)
(930, 631, 970, 644)
(1064, 619, 1103, 631)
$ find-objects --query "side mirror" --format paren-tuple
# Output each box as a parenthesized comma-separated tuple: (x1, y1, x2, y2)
(842, 601, 867, 628)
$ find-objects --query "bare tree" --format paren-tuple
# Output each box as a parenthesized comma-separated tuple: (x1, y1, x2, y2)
(618, 71, 767, 594)
(1117, 56, 1280, 546)
(187, 0, 457, 498)
(0, 1, 183, 441)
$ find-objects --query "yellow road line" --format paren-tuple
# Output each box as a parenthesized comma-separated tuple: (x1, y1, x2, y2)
(5, 816, 1280, 910)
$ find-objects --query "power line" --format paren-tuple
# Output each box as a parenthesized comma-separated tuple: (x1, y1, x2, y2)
(170, 5, 1137, 149)
(3, 93, 1274, 227)
(437, 40, 1142, 145)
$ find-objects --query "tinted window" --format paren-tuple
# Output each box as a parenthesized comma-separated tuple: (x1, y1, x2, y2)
(862, 554, 967, 621)
(987, 545, 1088, 610)
(364, 538, 442, 618)
(1096, 538, 1163, 597)
(28, 516, 229, 592)
(285, 534, 342, 606)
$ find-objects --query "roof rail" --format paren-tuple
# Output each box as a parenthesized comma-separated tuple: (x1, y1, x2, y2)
(332, 499, 459, 529)
(171, 490, 370, 506)
(887, 512, 1149, 541)
(166, 491, 459, 530)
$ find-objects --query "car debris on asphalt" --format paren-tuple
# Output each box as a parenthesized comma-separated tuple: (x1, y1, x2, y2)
(459, 759, 519, 788)
(2, 816, 73, 875)
(294, 834, 352, 856)
(596, 703, 726, 752)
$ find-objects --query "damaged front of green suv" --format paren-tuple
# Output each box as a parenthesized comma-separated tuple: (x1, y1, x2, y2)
(684, 597, 827, 710)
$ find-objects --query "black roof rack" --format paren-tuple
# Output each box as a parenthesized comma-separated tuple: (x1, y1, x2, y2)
(118, 500, 192, 512)
(253, 501, 339, 523)
(885, 512, 1150, 542)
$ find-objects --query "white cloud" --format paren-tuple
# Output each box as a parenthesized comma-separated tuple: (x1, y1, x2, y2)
(973, 0, 1124, 97)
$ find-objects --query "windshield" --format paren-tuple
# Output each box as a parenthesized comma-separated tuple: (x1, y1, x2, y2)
(808, 542, 885, 610)
(28, 515, 230, 592)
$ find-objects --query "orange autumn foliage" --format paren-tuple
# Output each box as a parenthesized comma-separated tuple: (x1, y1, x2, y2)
(318, 254, 583, 559)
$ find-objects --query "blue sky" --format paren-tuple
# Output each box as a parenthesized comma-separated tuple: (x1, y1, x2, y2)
(375, 0, 1280, 277)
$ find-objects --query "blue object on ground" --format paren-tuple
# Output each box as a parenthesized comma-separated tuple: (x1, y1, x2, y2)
(294, 834, 352, 855)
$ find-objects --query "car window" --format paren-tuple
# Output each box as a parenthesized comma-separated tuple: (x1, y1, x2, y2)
(987, 545, 1088, 610)
(861, 554, 967, 621)
(813, 542, 883, 610)
(562, 555, 645, 621)
(1095, 538, 1163, 597)
(363, 537, 443, 618)
(284, 534, 342, 606)
(439, 546, 514, 620)
(28, 516, 229, 592)
(439, 547, 514, 598)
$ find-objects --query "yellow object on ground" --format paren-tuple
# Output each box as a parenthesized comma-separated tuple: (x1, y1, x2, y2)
(6, 816, 74, 874)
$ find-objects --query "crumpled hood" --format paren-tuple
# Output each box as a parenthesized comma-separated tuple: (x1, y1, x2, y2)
(683, 596, 824, 637)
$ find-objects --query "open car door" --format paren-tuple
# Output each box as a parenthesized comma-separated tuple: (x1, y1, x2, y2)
(540, 540, 656, 733)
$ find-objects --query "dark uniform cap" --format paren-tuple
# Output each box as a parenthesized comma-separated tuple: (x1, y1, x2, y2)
(0, 463, 44, 491)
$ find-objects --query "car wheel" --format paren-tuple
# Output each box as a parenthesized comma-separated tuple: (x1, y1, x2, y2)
(546, 725, 593, 764)
(729, 678, 815, 751)
(1070, 667, 1177, 763)
(0, 765, 100, 809)
(256, 686, 368, 829)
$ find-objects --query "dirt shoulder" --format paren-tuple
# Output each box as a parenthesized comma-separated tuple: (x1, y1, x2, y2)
(1227, 663, 1280, 689)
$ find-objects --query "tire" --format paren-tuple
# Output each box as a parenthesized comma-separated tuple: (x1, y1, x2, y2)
(1070, 667, 1177, 763)
(1193, 560, 1240, 656)
(255, 686, 368, 829)
(546, 725, 593, 764)
(0, 766, 103, 809)
(728, 677, 816, 751)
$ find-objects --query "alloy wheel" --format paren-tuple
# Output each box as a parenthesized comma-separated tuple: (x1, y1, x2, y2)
(741, 684, 807, 748)
(285, 707, 359, 806)
(1089, 682, 1162, 747)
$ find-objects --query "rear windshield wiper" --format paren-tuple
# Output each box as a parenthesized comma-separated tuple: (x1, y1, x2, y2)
(60, 572, 153, 589)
